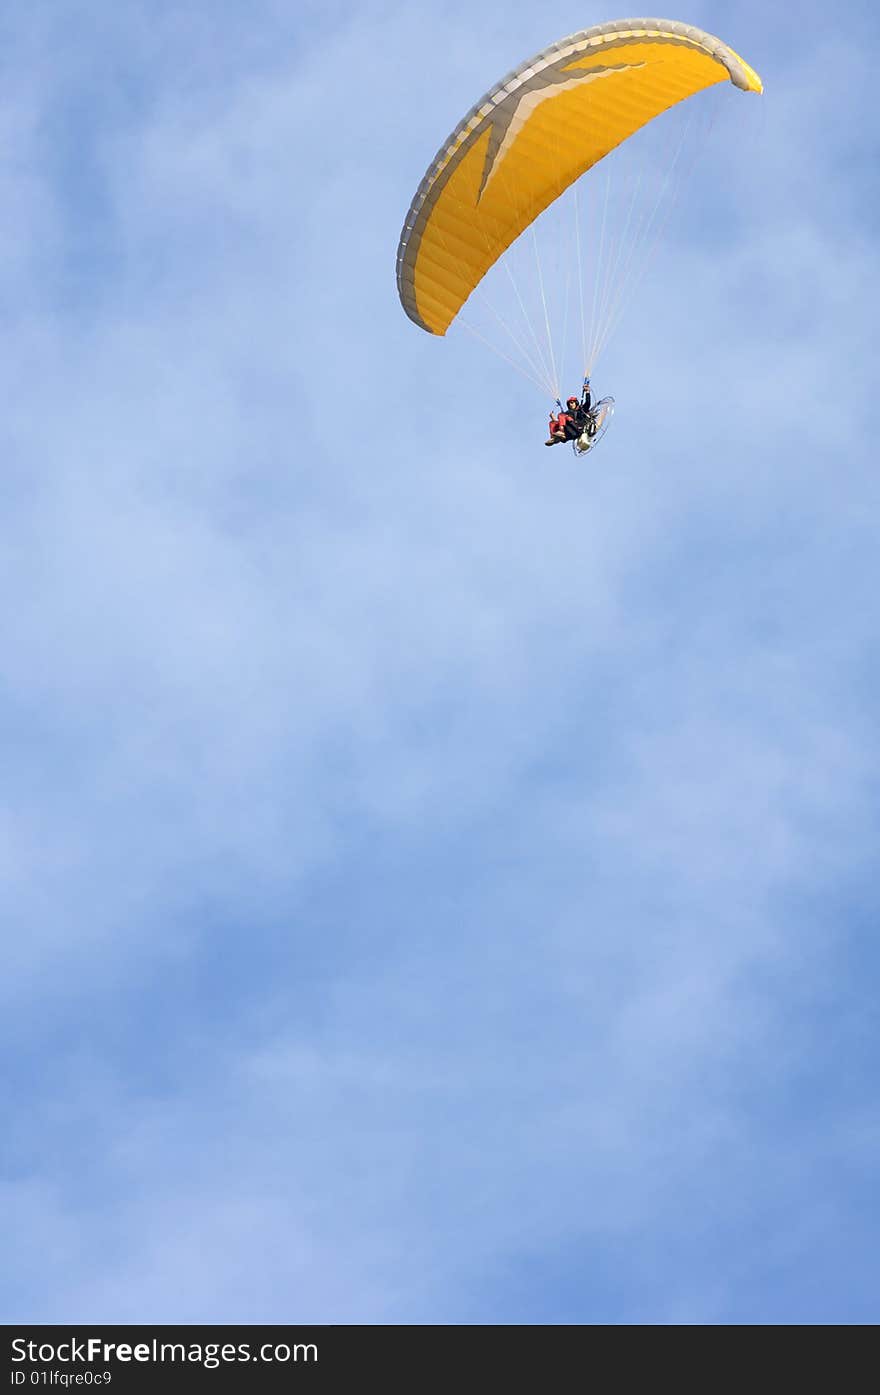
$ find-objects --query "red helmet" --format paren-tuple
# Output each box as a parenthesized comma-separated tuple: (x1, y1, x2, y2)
(566, 396, 579, 407)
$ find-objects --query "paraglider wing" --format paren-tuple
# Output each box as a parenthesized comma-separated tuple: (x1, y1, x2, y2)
(396, 18, 762, 336)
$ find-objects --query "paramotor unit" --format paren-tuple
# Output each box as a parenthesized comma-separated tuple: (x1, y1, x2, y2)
(572, 397, 615, 456)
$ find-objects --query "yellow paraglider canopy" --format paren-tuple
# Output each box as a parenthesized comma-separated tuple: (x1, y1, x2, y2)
(397, 18, 762, 336)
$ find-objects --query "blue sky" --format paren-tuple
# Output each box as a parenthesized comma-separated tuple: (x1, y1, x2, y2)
(1, 0, 878, 1324)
